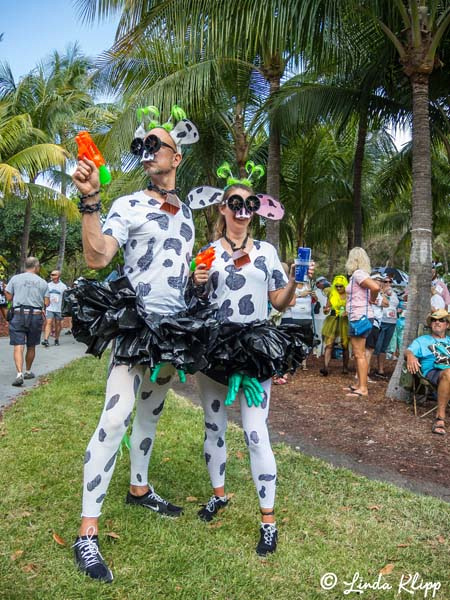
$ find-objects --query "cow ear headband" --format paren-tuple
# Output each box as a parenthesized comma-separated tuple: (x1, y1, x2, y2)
(187, 161, 285, 220)
(130, 104, 199, 162)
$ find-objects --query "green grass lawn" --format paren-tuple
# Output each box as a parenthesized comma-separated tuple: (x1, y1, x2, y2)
(0, 355, 448, 600)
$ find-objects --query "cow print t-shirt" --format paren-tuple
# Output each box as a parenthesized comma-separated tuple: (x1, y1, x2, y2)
(206, 239, 288, 323)
(102, 190, 194, 314)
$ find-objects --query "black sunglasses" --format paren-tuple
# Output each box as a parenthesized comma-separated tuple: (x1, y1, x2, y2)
(130, 134, 176, 157)
(225, 194, 261, 213)
(431, 318, 447, 323)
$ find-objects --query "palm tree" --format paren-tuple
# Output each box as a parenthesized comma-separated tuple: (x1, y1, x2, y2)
(0, 100, 74, 269)
(356, 1, 450, 400)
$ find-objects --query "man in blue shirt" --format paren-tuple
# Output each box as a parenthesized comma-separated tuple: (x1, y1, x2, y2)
(405, 308, 450, 435)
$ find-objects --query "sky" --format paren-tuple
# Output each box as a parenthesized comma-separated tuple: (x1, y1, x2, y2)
(1, 1, 120, 79)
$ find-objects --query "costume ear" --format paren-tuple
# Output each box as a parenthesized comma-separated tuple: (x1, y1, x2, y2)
(186, 186, 223, 209)
(256, 194, 285, 220)
(170, 119, 199, 146)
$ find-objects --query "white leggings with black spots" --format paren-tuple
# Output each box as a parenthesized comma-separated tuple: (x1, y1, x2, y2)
(196, 373, 277, 509)
(82, 363, 174, 518)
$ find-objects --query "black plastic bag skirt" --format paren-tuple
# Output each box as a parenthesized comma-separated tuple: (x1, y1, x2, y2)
(204, 320, 314, 386)
(62, 276, 218, 373)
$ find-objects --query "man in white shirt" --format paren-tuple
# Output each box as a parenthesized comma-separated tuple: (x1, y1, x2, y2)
(312, 276, 330, 357)
(42, 270, 67, 347)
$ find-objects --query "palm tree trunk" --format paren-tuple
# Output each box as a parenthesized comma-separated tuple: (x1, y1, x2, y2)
(327, 239, 337, 281)
(265, 68, 282, 251)
(20, 198, 33, 271)
(56, 167, 68, 271)
(233, 103, 248, 178)
(352, 101, 368, 247)
(387, 73, 433, 400)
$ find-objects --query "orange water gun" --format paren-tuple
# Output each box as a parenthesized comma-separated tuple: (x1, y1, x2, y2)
(190, 246, 215, 271)
(75, 131, 111, 185)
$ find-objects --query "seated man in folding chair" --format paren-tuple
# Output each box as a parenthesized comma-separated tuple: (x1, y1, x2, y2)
(405, 309, 450, 435)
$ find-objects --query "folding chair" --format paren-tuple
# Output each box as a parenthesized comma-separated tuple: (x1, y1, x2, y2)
(411, 369, 438, 418)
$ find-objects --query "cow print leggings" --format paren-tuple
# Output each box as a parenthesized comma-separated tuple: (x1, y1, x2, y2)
(82, 363, 173, 518)
(196, 373, 277, 509)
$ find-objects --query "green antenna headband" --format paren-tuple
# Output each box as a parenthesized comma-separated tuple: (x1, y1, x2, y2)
(216, 161, 265, 189)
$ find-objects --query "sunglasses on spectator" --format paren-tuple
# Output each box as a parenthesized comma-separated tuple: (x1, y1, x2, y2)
(431, 318, 447, 323)
(383, 279, 392, 283)
(51, 273, 58, 276)
(335, 285, 344, 289)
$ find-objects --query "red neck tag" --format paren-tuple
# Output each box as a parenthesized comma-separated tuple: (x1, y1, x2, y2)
(232, 249, 251, 267)
(160, 194, 180, 214)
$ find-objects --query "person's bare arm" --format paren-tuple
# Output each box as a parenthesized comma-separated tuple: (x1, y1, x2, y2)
(360, 277, 381, 302)
(5, 291, 12, 302)
(405, 349, 421, 374)
(72, 158, 118, 269)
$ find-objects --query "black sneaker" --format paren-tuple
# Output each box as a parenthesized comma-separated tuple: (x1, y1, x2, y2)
(73, 531, 113, 583)
(256, 523, 278, 556)
(197, 495, 228, 522)
(126, 487, 183, 517)
(12, 375, 24, 387)
(41, 339, 49, 347)
(24, 371, 35, 379)
(54, 339, 60, 346)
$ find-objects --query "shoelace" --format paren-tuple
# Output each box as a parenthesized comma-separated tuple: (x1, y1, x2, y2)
(205, 496, 221, 513)
(149, 489, 169, 506)
(73, 531, 103, 568)
(262, 524, 276, 545)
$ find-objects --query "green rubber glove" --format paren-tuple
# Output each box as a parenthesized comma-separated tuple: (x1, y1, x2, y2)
(149, 363, 162, 382)
(242, 376, 264, 407)
(225, 373, 243, 406)
(150, 363, 186, 383)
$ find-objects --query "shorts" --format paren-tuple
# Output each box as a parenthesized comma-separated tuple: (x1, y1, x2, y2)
(9, 313, 43, 347)
(46, 310, 63, 320)
(426, 368, 447, 387)
(366, 325, 380, 350)
(374, 322, 396, 355)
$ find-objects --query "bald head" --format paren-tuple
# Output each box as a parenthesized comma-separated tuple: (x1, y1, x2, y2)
(146, 128, 178, 153)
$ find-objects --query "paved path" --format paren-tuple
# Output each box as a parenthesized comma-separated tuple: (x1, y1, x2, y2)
(0, 334, 87, 412)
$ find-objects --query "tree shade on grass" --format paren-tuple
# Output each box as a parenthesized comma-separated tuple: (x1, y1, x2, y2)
(0, 354, 448, 599)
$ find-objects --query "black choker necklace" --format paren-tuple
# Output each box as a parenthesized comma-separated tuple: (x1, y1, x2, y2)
(224, 233, 249, 252)
(147, 182, 180, 197)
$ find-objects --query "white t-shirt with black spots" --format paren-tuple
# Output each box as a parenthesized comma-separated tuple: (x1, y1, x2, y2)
(206, 239, 288, 323)
(102, 190, 194, 315)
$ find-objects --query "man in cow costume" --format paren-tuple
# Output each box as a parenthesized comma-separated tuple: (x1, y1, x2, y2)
(71, 106, 199, 582)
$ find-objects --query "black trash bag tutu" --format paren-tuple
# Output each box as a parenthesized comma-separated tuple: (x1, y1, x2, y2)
(62, 276, 218, 373)
(204, 320, 314, 386)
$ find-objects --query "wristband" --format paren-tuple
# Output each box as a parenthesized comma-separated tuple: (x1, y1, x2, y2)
(79, 190, 100, 200)
(78, 200, 102, 214)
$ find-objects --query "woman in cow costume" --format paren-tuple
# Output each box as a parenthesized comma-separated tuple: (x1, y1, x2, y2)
(188, 163, 313, 556)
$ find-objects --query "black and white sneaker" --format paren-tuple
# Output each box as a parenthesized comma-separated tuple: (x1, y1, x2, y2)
(41, 339, 49, 347)
(126, 487, 183, 517)
(256, 523, 278, 556)
(73, 529, 113, 583)
(197, 495, 229, 522)
(24, 371, 35, 380)
(54, 339, 60, 346)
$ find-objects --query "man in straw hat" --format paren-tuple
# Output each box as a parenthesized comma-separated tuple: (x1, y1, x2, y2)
(405, 309, 450, 435)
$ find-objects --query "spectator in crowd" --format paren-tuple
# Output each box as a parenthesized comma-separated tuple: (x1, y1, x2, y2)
(431, 285, 446, 311)
(373, 277, 399, 379)
(344, 248, 380, 398)
(0, 277, 8, 321)
(281, 279, 315, 370)
(431, 261, 450, 309)
(365, 273, 386, 376)
(405, 308, 450, 435)
(386, 292, 407, 361)
(5, 257, 49, 386)
(320, 275, 349, 376)
(313, 276, 330, 357)
(42, 270, 67, 347)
